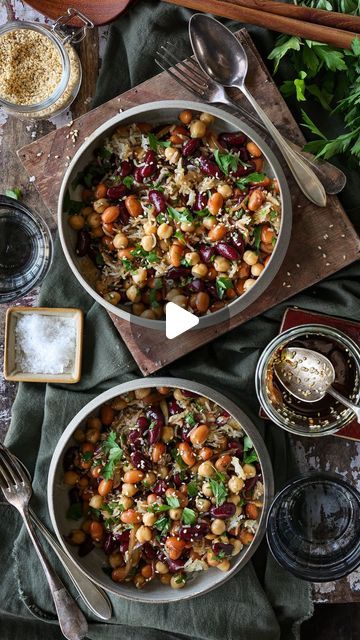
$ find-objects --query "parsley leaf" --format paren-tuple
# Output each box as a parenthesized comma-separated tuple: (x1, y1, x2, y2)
(195, 207, 212, 217)
(185, 413, 196, 427)
(243, 451, 259, 464)
(131, 245, 159, 264)
(243, 436, 253, 452)
(213, 149, 239, 175)
(253, 226, 262, 253)
(187, 480, 199, 497)
(182, 507, 196, 525)
(147, 503, 171, 513)
(236, 173, 266, 189)
(166, 495, 180, 509)
(209, 477, 228, 507)
(66, 503, 82, 520)
(148, 132, 171, 150)
(5, 187, 22, 200)
(154, 516, 171, 537)
(216, 276, 232, 300)
(102, 431, 123, 480)
(174, 230, 185, 243)
(268, 35, 302, 73)
(167, 206, 193, 223)
(123, 176, 134, 189)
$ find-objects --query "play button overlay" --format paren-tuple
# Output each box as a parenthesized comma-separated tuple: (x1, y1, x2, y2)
(165, 302, 199, 339)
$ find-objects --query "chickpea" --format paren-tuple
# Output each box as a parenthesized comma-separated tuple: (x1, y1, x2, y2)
(214, 256, 231, 272)
(217, 559, 231, 572)
(157, 223, 173, 240)
(89, 494, 103, 509)
(81, 206, 93, 218)
(179, 109, 193, 124)
(141, 564, 153, 579)
(203, 216, 217, 230)
(68, 215, 84, 230)
(121, 509, 142, 524)
(190, 424, 209, 446)
(248, 189, 265, 212)
(143, 471, 157, 486)
(164, 147, 180, 164)
(196, 497, 211, 512)
(162, 426, 174, 443)
(243, 279, 256, 292)
(190, 119, 207, 139)
(208, 192, 223, 216)
(93, 198, 110, 214)
(180, 221, 195, 232)
(143, 220, 157, 235)
(85, 428, 101, 444)
(231, 539, 243, 556)
(178, 442, 196, 467)
(125, 195, 142, 218)
(169, 243, 184, 267)
(185, 251, 200, 266)
(239, 529, 255, 545)
(211, 519, 226, 535)
(243, 250, 258, 266)
(68, 529, 86, 545)
(191, 263, 208, 278)
(243, 463, 257, 478)
(87, 212, 102, 228)
(134, 387, 151, 399)
(142, 512, 156, 527)
(132, 267, 148, 285)
(73, 428, 85, 443)
(202, 481, 213, 497)
(113, 233, 129, 249)
(208, 224, 227, 242)
(198, 461, 215, 477)
(228, 475, 245, 494)
(122, 483, 138, 497)
(133, 574, 146, 589)
(200, 112, 215, 125)
(104, 291, 121, 305)
(109, 552, 124, 569)
(246, 141, 262, 157)
(126, 285, 141, 303)
(155, 561, 169, 574)
(141, 235, 157, 252)
(251, 263, 264, 277)
(206, 550, 220, 567)
(238, 262, 251, 279)
(170, 574, 186, 589)
(119, 496, 133, 510)
(63, 471, 79, 486)
(135, 525, 152, 544)
(217, 184, 233, 199)
(228, 494, 241, 505)
(245, 503, 259, 520)
(171, 294, 188, 308)
(132, 302, 146, 316)
(123, 469, 144, 484)
(169, 508, 183, 521)
(166, 288, 183, 302)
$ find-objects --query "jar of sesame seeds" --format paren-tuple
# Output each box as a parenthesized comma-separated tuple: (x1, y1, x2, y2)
(0, 8, 93, 120)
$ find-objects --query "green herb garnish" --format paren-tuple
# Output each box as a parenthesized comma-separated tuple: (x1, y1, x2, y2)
(253, 226, 262, 253)
(187, 480, 199, 497)
(213, 149, 239, 175)
(166, 495, 181, 509)
(123, 175, 134, 189)
(243, 451, 259, 464)
(216, 276, 233, 300)
(147, 503, 171, 513)
(131, 245, 159, 264)
(167, 206, 194, 224)
(236, 173, 266, 189)
(64, 191, 83, 215)
(182, 507, 196, 525)
(174, 230, 186, 242)
(155, 516, 171, 538)
(185, 413, 196, 427)
(148, 132, 171, 150)
(101, 430, 123, 480)
(81, 451, 93, 462)
(209, 476, 228, 507)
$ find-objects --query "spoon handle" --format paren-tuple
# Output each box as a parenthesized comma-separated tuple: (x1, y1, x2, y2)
(239, 85, 327, 207)
(327, 387, 360, 423)
(215, 93, 346, 196)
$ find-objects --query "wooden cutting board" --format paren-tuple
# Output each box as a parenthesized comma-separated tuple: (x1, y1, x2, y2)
(18, 29, 360, 375)
(24, 0, 133, 25)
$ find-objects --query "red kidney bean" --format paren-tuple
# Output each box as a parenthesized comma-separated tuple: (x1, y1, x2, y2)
(199, 244, 216, 263)
(143, 542, 157, 560)
(134, 167, 144, 183)
(187, 278, 205, 292)
(182, 138, 200, 157)
(178, 523, 209, 541)
(153, 480, 167, 496)
(103, 534, 118, 555)
(193, 192, 208, 211)
(130, 450, 151, 471)
(210, 503, 236, 519)
(181, 389, 197, 397)
(141, 150, 157, 178)
(215, 242, 240, 261)
(137, 416, 150, 430)
(75, 230, 91, 257)
(198, 155, 222, 178)
(119, 160, 133, 177)
(244, 477, 257, 499)
(166, 557, 186, 573)
(114, 530, 130, 554)
(172, 473, 182, 487)
(106, 184, 128, 200)
(212, 542, 233, 557)
(231, 161, 255, 178)
(78, 537, 94, 557)
(229, 231, 245, 257)
(168, 399, 181, 415)
(128, 428, 143, 448)
(117, 202, 131, 225)
(63, 446, 78, 471)
(239, 147, 250, 163)
(149, 189, 167, 213)
(219, 132, 247, 148)
(206, 283, 219, 300)
(146, 406, 165, 428)
(180, 424, 191, 442)
(166, 266, 191, 279)
(228, 440, 244, 458)
(148, 423, 162, 445)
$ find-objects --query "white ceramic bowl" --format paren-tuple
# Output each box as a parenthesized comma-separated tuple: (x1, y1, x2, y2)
(58, 100, 292, 330)
(48, 377, 274, 602)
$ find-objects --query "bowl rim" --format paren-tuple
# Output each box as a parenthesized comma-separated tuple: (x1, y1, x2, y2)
(47, 376, 274, 603)
(58, 99, 292, 331)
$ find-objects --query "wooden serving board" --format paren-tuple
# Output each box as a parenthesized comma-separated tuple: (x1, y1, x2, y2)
(24, 0, 132, 25)
(18, 29, 360, 375)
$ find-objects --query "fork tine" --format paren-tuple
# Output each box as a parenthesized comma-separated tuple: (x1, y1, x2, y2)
(0, 454, 15, 488)
(155, 58, 204, 98)
(0, 449, 22, 486)
(159, 45, 208, 87)
(155, 53, 206, 96)
(0, 445, 26, 482)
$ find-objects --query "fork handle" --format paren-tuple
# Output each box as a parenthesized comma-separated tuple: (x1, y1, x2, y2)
(21, 508, 88, 640)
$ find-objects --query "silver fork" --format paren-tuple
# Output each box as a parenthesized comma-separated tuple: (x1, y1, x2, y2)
(155, 44, 346, 195)
(0, 447, 88, 640)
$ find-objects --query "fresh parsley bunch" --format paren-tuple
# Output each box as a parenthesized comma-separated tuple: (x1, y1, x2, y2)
(268, 0, 360, 164)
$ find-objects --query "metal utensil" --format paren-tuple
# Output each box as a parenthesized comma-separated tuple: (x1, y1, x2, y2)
(155, 45, 346, 195)
(274, 347, 360, 422)
(189, 14, 327, 207)
(0, 447, 88, 640)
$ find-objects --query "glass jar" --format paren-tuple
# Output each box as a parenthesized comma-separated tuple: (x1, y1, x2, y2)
(255, 324, 360, 436)
(0, 9, 93, 119)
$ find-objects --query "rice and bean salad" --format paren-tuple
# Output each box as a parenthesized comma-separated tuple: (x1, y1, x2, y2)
(63, 386, 264, 590)
(67, 110, 281, 319)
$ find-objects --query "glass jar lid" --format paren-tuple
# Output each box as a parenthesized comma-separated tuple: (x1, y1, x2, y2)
(0, 195, 53, 302)
(266, 472, 360, 582)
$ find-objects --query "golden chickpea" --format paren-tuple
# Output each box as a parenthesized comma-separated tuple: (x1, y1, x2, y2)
(155, 561, 169, 575)
(63, 471, 79, 486)
(207, 550, 220, 567)
(171, 294, 187, 308)
(217, 559, 231, 572)
(93, 198, 110, 214)
(191, 263, 208, 278)
(132, 302, 146, 316)
(68, 529, 86, 545)
(113, 233, 128, 249)
(195, 497, 211, 512)
(73, 428, 85, 443)
(141, 235, 156, 252)
(122, 483, 138, 497)
(170, 574, 186, 589)
(142, 512, 156, 527)
(190, 119, 207, 139)
(243, 279, 256, 292)
(157, 223, 173, 240)
(85, 428, 101, 444)
(228, 494, 240, 506)
(211, 519, 226, 535)
(198, 461, 215, 477)
(243, 250, 258, 266)
(132, 267, 148, 285)
(164, 147, 181, 164)
(143, 221, 157, 235)
(143, 471, 157, 486)
(203, 216, 217, 230)
(126, 285, 141, 303)
(109, 552, 123, 569)
(166, 288, 183, 301)
(162, 426, 174, 443)
(217, 184, 233, 199)
(185, 251, 200, 266)
(118, 496, 133, 510)
(104, 291, 121, 305)
(202, 481, 213, 497)
(135, 525, 152, 544)
(243, 463, 257, 478)
(68, 215, 84, 230)
(228, 476, 245, 494)
(89, 494, 103, 509)
(200, 112, 215, 125)
(251, 263, 264, 277)
(180, 221, 195, 232)
(231, 539, 243, 556)
(169, 508, 183, 521)
(87, 212, 102, 228)
(214, 256, 231, 272)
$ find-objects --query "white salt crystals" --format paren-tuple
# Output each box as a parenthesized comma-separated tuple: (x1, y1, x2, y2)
(15, 313, 76, 374)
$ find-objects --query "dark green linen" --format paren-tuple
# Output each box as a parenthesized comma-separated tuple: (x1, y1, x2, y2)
(1, 2, 359, 638)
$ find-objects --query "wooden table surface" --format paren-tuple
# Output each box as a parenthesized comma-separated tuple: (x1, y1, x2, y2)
(0, 0, 359, 605)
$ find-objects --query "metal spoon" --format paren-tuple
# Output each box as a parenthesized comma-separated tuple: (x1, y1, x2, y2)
(189, 14, 327, 207)
(274, 347, 360, 422)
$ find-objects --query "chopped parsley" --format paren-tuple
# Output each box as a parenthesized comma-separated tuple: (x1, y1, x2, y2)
(182, 507, 196, 525)
(154, 516, 171, 538)
(216, 276, 233, 300)
(166, 495, 181, 509)
(156, 213, 167, 224)
(148, 132, 171, 151)
(195, 207, 211, 217)
(253, 226, 262, 253)
(147, 503, 171, 513)
(213, 149, 239, 175)
(243, 435, 259, 464)
(131, 244, 159, 264)
(170, 447, 187, 470)
(81, 451, 93, 462)
(209, 470, 228, 506)
(236, 172, 266, 188)
(122, 175, 134, 189)
(174, 574, 187, 584)
(5, 187, 22, 200)
(121, 257, 134, 271)
(187, 480, 199, 497)
(66, 503, 82, 520)
(101, 431, 123, 480)
(174, 230, 185, 243)
(185, 413, 196, 427)
(243, 450, 259, 464)
(167, 206, 194, 224)
(149, 289, 160, 308)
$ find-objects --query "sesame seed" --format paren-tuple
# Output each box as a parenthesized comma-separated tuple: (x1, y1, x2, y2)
(329, 224, 334, 228)
(317, 245, 322, 250)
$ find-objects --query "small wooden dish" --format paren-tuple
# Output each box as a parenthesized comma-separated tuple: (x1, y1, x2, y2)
(4, 307, 84, 384)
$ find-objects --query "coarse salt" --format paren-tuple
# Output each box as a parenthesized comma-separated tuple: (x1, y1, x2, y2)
(15, 314, 76, 374)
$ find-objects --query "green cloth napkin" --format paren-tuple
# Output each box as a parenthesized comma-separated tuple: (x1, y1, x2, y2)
(1, 2, 359, 639)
